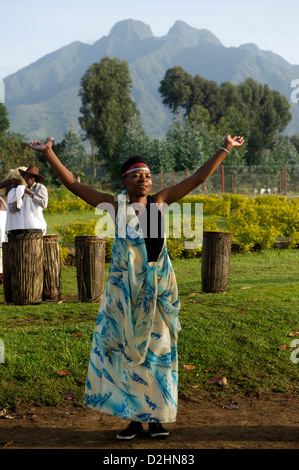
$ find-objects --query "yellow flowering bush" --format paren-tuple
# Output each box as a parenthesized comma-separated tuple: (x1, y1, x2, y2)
(181, 194, 231, 216)
(55, 220, 114, 260)
(227, 209, 281, 252)
(51, 194, 298, 258)
(166, 238, 185, 259)
(289, 231, 299, 249)
(55, 220, 97, 242)
(59, 245, 70, 263)
(226, 196, 299, 251)
(46, 199, 94, 214)
(222, 194, 250, 211)
(180, 194, 299, 252)
(251, 196, 299, 237)
(167, 214, 221, 259)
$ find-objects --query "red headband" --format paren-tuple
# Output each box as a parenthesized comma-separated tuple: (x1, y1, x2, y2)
(121, 162, 150, 177)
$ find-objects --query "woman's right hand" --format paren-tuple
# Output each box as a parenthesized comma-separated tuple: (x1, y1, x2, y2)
(30, 137, 54, 153)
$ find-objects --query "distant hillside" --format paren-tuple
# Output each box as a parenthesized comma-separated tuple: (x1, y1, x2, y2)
(4, 19, 299, 142)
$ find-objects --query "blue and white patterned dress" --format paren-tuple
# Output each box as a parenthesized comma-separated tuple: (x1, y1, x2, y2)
(83, 190, 181, 423)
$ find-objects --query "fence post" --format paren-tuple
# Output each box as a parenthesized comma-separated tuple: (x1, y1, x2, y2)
(284, 164, 287, 196)
(222, 165, 225, 193)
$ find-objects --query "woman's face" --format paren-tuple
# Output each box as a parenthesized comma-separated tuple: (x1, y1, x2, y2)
(122, 169, 152, 198)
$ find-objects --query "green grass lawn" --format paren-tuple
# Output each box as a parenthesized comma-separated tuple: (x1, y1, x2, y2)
(44, 209, 96, 236)
(0, 249, 298, 410)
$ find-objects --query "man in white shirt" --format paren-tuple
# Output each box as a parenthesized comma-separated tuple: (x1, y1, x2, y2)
(6, 166, 48, 234)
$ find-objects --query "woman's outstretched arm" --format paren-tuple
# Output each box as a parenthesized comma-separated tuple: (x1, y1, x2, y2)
(30, 138, 116, 208)
(153, 135, 244, 205)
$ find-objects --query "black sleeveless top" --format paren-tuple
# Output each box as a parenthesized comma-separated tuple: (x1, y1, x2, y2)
(137, 195, 164, 262)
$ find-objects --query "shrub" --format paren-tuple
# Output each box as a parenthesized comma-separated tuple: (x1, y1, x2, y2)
(52, 194, 299, 258)
(55, 220, 97, 243)
(226, 204, 282, 252)
(46, 199, 94, 214)
(166, 238, 185, 259)
(289, 231, 299, 249)
(55, 220, 114, 261)
(181, 194, 231, 216)
(59, 245, 70, 263)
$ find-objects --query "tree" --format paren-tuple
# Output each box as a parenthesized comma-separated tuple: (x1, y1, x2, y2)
(257, 135, 298, 186)
(158, 66, 193, 117)
(78, 56, 138, 179)
(56, 124, 89, 181)
(271, 135, 299, 168)
(118, 114, 152, 169)
(0, 103, 39, 179)
(159, 68, 292, 166)
(165, 119, 204, 172)
(0, 133, 38, 179)
(0, 103, 9, 139)
(192, 75, 224, 125)
(291, 134, 299, 153)
(237, 79, 292, 164)
(187, 109, 245, 171)
(217, 107, 249, 139)
(148, 138, 175, 175)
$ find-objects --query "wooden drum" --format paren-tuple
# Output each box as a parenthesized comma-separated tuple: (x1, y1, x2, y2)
(201, 231, 232, 293)
(2, 241, 13, 303)
(75, 236, 105, 303)
(7, 229, 44, 305)
(43, 234, 62, 301)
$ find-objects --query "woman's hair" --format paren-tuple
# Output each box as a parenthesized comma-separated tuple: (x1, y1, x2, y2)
(120, 156, 150, 178)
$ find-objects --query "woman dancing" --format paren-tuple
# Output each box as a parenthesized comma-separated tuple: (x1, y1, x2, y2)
(30, 134, 244, 440)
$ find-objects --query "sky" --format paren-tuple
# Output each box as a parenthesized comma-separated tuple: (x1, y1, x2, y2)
(1, 0, 299, 82)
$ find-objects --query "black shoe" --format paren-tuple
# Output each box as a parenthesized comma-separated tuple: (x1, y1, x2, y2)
(148, 422, 169, 438)
(116, 421, 144, 440)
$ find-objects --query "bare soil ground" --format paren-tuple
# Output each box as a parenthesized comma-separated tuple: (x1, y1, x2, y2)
(0, 391, 298, 451)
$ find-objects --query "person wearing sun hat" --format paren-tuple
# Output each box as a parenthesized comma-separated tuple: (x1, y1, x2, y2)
(0, 168, 26, 242)
(18, 165, 44, 184)
(0, 167, 27, 278)
(6, 165, 48, 234)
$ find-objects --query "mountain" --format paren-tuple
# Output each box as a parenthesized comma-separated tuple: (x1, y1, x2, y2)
(3, 19, 299, 142)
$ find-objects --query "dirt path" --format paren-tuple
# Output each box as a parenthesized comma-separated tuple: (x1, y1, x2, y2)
(0, 392, 298, 451)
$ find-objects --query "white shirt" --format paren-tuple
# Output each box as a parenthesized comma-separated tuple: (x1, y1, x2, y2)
(0, 196, 7, 245)
(6, 183, 48, 234)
